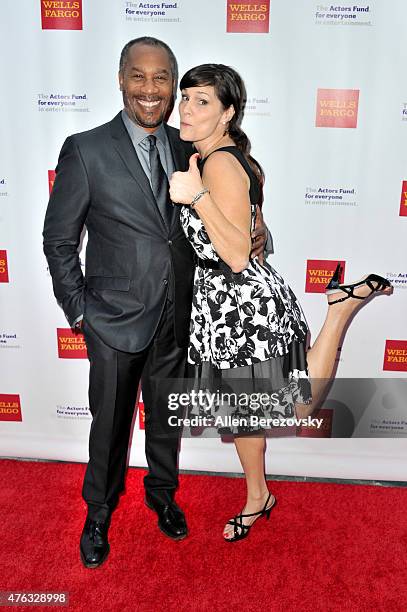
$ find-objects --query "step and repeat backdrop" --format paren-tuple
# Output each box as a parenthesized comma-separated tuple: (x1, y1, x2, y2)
(0, 0, 406, 480)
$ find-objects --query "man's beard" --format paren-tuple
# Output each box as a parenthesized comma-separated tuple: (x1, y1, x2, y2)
(122, 91, 167, 129)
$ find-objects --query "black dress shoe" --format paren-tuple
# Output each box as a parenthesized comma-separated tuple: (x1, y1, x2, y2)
(145, 497, 188, 540)
(80, 516, 110, 568)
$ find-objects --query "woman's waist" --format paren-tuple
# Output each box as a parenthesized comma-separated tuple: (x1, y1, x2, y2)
(194, 255, 228, 271)
(194, 255, 271, 276)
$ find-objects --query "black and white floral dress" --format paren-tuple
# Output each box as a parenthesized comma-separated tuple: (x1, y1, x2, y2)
(180, 147, 311, 433)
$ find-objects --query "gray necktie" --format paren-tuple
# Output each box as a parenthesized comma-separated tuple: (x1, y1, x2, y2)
(145, 134, 173, 230)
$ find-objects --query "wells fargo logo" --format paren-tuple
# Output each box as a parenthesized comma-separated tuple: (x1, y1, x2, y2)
(0, 394, 22, 422)
(48, 170, 56, 195)
(400, 181, 407, 217)
(0, 250, 9, 283)
(297, 408, 332, 438)
(41, 0, 83, 30)
(383, 340, 407, 372)
(226, 1, 270, 33)
(316, 89, 359, 128)
(57, 328, 87, 358)
(305, 259, 345, 294)
(138, 394, 145, 430)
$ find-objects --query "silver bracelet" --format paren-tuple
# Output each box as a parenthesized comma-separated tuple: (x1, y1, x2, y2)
(190, 188, 209, 208)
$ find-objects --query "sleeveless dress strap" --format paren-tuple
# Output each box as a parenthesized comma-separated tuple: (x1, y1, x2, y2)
(198, 146, 261, 206)
(198, 146, 251, 175)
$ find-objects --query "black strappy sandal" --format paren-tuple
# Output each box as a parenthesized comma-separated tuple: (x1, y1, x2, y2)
(326, 263, 392, 305)
(224, 492, 276, 543)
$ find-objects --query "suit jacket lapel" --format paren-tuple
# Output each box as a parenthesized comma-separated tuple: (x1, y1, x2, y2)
(109, 113, 167, 230)
(165, 125, 190, 230)
(165, 124, 189, 172)
(109, 114, 190, 232)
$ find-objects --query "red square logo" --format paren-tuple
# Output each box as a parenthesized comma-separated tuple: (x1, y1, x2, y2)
(383, 340, 407, 372)
(57, 328, 87, 359)
(316, 89, 359, 128)
(0, 394, 22, 422)
(48, 170, 56, 195)
(226, 1, 270, 33)
(41, 0, 83, 30)
(296, 408, 333, 438)
(305, 260, 345, 294)
(138, 397, 145, 430)
(0, 250, 9, 283)
(400, 181, 407, 217)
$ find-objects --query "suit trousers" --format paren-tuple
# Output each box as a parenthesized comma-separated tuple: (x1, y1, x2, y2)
(82, 298, 187, 522)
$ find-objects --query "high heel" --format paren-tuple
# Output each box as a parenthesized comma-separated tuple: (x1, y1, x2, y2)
(326, 263, 342, 291)
(325, 263, 392, 305)
(224, 492, 276, 543)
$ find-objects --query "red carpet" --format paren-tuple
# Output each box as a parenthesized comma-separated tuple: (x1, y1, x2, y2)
(0, 459, 406, 612)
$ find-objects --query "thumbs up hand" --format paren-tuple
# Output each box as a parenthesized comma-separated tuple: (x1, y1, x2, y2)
(169, 153, 204, 205)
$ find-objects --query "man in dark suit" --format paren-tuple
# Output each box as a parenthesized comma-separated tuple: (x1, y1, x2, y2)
(43, 36, 268, 568)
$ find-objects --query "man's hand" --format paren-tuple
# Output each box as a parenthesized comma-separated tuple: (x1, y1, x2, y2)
(251, 205, 267, 264)
(169, 154, 204, 205)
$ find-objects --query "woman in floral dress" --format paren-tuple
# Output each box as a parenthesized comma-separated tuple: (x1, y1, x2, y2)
(169, 63, 392, 542)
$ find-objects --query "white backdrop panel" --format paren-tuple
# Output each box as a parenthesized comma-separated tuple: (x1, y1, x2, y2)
(0, 0, 406, 480)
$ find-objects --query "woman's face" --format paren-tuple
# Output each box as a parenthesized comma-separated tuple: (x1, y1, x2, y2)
(178, 85, 233, 143)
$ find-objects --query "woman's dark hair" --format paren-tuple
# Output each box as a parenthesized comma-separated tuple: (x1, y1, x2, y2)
(179, 63, 264, 193)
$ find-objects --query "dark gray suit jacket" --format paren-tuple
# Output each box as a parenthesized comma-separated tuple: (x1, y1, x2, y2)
(43, 112, 195, 352)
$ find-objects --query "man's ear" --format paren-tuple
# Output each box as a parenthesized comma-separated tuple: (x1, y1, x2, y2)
(118, 71, 123, 91)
